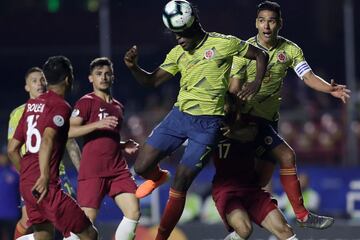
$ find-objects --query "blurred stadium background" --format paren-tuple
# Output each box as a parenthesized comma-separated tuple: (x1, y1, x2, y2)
(0, 0, 359, 239)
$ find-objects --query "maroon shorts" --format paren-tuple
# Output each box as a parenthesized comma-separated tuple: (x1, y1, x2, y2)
(20, 183, 92, 237)
(77, 171, 137, 209)
(212, 185, 277, 231)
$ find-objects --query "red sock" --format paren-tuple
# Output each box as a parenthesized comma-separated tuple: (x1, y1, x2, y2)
(155, 188, 186, 240)
(14, 221, 28, 239)
(279, 168, 308, 220)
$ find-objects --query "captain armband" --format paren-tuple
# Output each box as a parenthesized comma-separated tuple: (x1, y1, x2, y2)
(294, 61, 312, 79)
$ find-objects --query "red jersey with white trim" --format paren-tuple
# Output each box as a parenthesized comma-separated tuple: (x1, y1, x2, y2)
(13, 90, 71, 185)
(72, 92, 128, 180)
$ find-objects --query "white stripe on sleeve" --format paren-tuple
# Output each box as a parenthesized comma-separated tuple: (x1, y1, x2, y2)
(294, 61, 312, 79)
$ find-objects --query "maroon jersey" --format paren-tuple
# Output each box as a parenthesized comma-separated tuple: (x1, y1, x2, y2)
(72, 92, 128, 179)
(13, 90, 71, 185)
(213, 137, 260, 190)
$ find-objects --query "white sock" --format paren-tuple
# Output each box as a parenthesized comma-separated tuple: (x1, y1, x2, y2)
(16, 234, 35, 240)
(286, 235, 298, 240)
(115, 216, 138, 240)
(224, 231, 245, 240)
(63, 232, 80, 240)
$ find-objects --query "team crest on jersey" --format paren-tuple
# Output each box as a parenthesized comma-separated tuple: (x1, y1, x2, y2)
(71, 109, 80, 117)
(204, 49, 215, 60)
(277, 51, 287, 63)
(53, 115, 64, 127)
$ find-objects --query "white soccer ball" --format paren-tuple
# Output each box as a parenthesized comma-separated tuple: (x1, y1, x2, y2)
(162, 0, 195, 32)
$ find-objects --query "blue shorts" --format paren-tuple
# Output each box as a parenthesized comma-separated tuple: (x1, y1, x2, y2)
(147, 107, 223, 170)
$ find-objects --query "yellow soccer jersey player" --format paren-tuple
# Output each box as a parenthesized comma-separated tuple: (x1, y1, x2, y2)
(161, 32, 249, 115)
(124, 1, 269, 239)
(231, 36, 308, 121)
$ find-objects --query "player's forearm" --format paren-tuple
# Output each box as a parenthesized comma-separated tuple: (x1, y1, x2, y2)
(66, 138, 81, 171)
(38, 136, 53, 179)
(303, 72, 332, 93)
(7, 142, 21, 172)
(128, 65, 158, 87)
(254, 51, 269, 84)
(68, 123, 98, 138)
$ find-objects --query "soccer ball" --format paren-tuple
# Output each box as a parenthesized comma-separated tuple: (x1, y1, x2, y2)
(162, 0, 195, 32)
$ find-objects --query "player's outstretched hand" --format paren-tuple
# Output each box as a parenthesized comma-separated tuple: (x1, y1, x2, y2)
(237, 80, 261, 100)
(122, 139, 139, 155)
(32, 175, 49, 204)
(124, 45, 138, 69)
(329, 79, 351, 103)
(95, 116, 118, 129)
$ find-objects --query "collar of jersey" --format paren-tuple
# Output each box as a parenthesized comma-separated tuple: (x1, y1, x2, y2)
(193, 32, 209, 50)
(255, 35, 281, 51)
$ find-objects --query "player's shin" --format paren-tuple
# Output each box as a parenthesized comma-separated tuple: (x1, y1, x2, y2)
(115, 216, 138, 240)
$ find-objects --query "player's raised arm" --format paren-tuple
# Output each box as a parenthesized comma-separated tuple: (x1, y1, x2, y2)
(124, 45, 173, 87)
(302, 72, 350, 103)
(237, 44, 269, 100)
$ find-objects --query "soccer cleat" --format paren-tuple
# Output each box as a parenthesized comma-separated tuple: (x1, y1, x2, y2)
(135, 170, 170, 199)
(296, 212, 334, 230)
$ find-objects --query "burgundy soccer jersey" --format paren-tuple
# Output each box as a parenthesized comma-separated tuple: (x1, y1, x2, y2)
(72, 92, 128, 179)
(13, 90, 71, 185)
(213, 138, 259, 189)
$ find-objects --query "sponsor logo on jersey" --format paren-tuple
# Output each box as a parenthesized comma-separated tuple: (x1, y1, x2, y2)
(204, 49, 215, 60)
(71, 109, 80, 117)
(277, 51, 287, 63)
(53, 115, 65, 127)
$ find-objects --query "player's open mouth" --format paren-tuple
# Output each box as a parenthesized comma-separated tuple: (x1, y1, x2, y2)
(263, 32, 272, 38)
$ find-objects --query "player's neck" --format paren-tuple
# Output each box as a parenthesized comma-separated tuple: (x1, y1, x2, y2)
(257, 34, 278, 49)
(48, 85, 66, 97)
(94, 89, 112, 103)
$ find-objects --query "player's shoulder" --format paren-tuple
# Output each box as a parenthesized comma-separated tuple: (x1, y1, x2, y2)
(9, 104, 26, 118)
(112, 98, 124, 109)
(208, 32, 240, 42)
(246, 36, 257, 44)
(77, 92, 96, 103)
(278, 36, 302, 50)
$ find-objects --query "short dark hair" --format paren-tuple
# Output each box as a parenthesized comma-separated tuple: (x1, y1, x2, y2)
(89, 57, 113, 74)
(257, 1, 281, 19)
(25, 67, 42, 81)
(42, 56, 73, 85)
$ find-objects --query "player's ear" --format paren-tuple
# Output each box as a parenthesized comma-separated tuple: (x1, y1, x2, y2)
(88, 75, 93, 83)
(24, 84, 30, 93)
(279, 18, 283, 30)
(255, 18, 259, 29)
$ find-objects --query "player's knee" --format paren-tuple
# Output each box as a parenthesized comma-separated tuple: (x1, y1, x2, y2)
(233, 223, 253, 239)
(123, 208, 141, 221)
(273, 223, 294, 238)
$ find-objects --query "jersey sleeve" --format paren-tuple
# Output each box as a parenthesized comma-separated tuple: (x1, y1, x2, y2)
(228, 37, 250, 58)
(12, 112, 26, 143)
(231, 56, 248, 80)
(290, 44, 312, 79)
(159, 47, 180, 75)
(45, 103, 71, 131)
(8, 107, 22, 140)
(72, 98, 91, 122)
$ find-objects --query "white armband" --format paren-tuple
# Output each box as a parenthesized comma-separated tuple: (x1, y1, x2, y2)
(294, 61, 312, 79)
